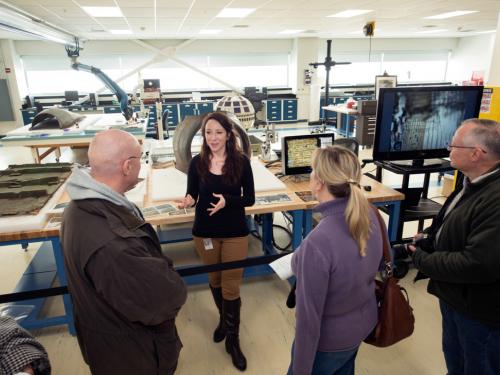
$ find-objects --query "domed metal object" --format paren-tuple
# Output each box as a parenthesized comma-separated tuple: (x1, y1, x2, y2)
(215, 95, 255, 130)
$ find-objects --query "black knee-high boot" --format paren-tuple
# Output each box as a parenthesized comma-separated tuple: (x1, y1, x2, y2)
(209, 286, 226, 343)
(223, 298, 247, 371)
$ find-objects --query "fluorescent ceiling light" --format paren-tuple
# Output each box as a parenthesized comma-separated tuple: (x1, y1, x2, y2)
(216, 8, 255, 18)
(199, 29, 222, 35)
(279, 29, 304, 34)
(416, 29, 448, 34)
(327, 10, 373, 18)
(82, 6, 124, 18)
(424, 11, 478, 19)
(109, 29, 132, 34)
(476, 30, 496, 34)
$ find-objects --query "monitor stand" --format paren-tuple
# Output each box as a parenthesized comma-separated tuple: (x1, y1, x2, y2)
(389, 158, 446, 168)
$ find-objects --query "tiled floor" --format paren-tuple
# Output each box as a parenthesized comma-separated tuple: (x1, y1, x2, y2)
(0, 129, 449, 374)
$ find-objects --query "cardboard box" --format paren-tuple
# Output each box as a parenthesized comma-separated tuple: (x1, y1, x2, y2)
(442, 174, 455, 197)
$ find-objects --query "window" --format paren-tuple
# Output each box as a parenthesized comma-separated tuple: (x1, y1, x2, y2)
(314, 51, 449, 86)
(21, 52, 289, 94)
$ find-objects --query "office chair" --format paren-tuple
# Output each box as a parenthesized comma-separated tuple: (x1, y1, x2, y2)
(161, 109, 170, 139)
(333, 138, 359, 156)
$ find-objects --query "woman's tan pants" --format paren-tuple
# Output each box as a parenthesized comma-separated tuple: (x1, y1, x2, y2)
(193, 235, 248, 300)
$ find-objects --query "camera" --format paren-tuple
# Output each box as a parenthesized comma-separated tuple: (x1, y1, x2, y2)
(414, 233, 435, 253)
(393, 243, 411, 260)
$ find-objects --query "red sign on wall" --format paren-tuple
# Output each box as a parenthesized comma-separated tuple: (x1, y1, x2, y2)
(5, 68, 11, 73)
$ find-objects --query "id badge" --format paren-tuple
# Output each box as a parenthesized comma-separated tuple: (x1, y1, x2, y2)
(203, 238, 214, 250)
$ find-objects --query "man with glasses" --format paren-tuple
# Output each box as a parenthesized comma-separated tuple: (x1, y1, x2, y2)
(408, 118, 500, 375)
(61, 129, 187, 375)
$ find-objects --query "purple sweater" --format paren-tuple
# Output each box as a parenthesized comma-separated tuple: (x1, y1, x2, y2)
(291, 198, 384, 375)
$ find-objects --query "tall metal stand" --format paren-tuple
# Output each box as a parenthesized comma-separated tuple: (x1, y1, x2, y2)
(310, 40, 351, 132)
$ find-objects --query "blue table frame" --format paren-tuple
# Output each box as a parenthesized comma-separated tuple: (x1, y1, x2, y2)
(0, 192, 399, 332)
(0, 236, 75, 334)
(157, 210, 304, 285)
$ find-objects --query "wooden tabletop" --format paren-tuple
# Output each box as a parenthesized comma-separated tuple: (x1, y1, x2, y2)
(143, 166, 307, 225)
(281, 174, 404, 209)
(322, 105, 359, 115)
(0, 165, 403, 242)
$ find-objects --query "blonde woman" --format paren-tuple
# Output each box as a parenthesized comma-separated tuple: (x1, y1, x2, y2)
(288, 146, 385, 375)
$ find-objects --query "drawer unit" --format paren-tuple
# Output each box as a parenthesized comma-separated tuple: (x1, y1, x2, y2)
(282, 99, 298, 121)
(265, 100, 282, 122)
(319, 97, 335, 120)
(196, 102, 214, 115)
(162, 103, 179, 127)
(355, 115, 376, 147)
(179, 103, 197, 118)
(21, 109, 37, 125)
(263, 98, 298, 123)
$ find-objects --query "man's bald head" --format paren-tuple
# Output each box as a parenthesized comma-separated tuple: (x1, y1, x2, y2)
(88, 129, 141, 178)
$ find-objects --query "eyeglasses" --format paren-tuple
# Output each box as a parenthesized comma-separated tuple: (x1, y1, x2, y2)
(446, 143, 487, 154)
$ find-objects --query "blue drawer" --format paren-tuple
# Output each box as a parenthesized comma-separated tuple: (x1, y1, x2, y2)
(266, 100, 282, 121)
(104, 106, 121, 113)
(197, 102, 214, 114)
(163, 103, 179, 126)
(179, 103, 197, 118)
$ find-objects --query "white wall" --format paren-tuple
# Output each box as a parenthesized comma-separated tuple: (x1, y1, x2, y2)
(0, 40, 25, 134)
(446, 34, 495, 83)
(486, 14, 500, 85)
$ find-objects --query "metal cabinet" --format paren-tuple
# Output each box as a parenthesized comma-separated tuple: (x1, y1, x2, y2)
(262, 98, 297, 123)
(319, 97, 335, 121)
(196, 102, 214, 115)
(283, 99, 298, 121)
(179, 103, 197, 118)
(21, 109, 37, 125)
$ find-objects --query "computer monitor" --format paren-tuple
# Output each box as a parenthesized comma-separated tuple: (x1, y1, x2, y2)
(64, 90, 79, 103)
(143, 79, 161, 89)
(281, 133, 335, 175)
(373, 85, 483, 167)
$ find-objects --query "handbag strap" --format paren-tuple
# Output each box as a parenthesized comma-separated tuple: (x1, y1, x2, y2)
(371, 205, 393, 277)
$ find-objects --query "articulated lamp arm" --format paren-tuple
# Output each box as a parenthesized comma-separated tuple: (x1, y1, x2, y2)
(70, 59, 133, 121)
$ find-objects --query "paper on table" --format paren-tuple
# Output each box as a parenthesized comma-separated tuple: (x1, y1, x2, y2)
(269, 253, 294, 280)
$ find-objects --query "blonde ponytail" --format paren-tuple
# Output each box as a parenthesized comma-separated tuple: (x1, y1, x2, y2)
(345, 183, 371, 256)
(312, 145, 372, 256)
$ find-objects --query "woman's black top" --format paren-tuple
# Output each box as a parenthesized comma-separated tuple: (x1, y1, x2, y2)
(186, 154, 255, 238)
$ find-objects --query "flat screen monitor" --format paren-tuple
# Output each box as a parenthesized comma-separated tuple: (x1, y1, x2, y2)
(281, 133, 335, 175)
(144, 79, 161, 89)
(373, 85, 483, 166)
(64, 90, 79, 103)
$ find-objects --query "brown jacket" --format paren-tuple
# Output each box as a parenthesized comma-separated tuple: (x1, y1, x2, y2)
(61, 198, 187, 375)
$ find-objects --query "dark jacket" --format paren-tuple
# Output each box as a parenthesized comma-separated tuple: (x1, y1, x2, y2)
(61, 199, 187, 375)
(412, 166, 500, 327)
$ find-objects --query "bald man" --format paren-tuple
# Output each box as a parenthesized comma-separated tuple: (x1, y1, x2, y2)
(61, 129, 187, 375)
(408, 119, 500, 375)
